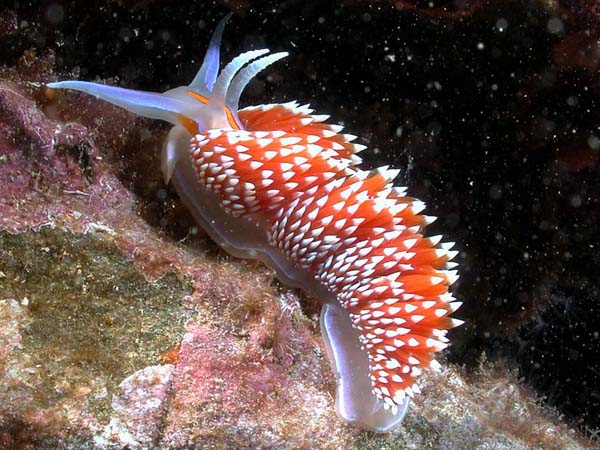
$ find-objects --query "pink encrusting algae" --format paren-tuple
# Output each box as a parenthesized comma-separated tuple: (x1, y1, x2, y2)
(47, 14, 462, 431)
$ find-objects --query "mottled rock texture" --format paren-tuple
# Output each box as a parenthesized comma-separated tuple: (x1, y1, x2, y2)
(0, 0, 599, 448)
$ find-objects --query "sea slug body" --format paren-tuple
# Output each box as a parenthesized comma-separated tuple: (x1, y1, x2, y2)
(48, 14, 462, 432)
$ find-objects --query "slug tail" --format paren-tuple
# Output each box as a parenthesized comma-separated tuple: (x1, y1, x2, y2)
(321, 302, 409, 431)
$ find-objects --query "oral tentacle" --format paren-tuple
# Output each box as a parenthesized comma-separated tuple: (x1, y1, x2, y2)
(46, 81, 187, 125)
(161, 125, 191, 184)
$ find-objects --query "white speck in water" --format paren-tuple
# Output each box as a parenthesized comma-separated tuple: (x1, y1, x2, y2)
(587, 134, 600, 150)
(496, 18, 508, 32)
(547, 17, 564, 35)
(570, 195, 582, 208)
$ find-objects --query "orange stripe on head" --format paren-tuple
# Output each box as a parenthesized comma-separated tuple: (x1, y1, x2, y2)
(224, 106, 241, 130)
(175, 113, 199, 135)
(186, 89, 240, 130)
(186, 90, 209, 104)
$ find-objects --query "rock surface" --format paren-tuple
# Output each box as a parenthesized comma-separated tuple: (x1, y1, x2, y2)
(0, 0, 599, 449)
(0, 69, 593, 450)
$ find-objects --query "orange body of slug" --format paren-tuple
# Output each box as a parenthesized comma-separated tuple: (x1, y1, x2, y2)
(188, 101, 462, 409)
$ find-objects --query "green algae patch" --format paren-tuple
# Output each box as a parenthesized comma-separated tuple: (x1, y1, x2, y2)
(353, 413, 435, 450)
(0, 228, 192, 422)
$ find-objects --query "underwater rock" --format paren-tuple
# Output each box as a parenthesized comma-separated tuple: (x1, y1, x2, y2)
(0, 299, 24, 377)
(0, 0, 599, 447)
(0, 69, 595, 450)
(96, 365, 175, 450)
(157, 297, 350, 449)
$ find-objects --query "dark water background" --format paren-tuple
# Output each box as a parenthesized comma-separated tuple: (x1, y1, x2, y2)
(2, 0, 599, 436)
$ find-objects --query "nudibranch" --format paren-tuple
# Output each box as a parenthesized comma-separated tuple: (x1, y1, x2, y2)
(48, 15, 462, 432)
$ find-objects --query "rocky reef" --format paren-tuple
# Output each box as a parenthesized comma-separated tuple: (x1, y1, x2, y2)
(0, 0, 598, 448)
